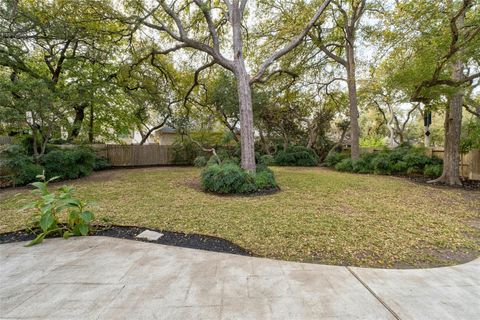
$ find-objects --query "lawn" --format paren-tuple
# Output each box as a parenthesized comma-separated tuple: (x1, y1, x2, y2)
(0, 167, 479, 268)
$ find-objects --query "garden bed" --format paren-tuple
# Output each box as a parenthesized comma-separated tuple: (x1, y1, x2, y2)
(0, 225, 252, 256)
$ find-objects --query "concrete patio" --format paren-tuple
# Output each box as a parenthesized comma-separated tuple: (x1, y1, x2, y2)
(1, 236, 479, 320)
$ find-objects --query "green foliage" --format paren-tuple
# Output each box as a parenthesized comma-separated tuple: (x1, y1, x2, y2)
(93, 155, 111, 170)
(207, 154, 221, 166)
(0, 144, 43, 185)
(360, 135, 387, 148)
(23, 175, 94, 246)
(194, 156, 207, 167)
(41, 147, 96, 180)
(331, 145, 443, 177)
(335, 158, 354, 172)
(1, 144, 100, 185)
(352, 153, 376, 173)
(201, 163, 253, 194)
(255, 166, 277, 190)
(371, 154, 393, 175)
(423, 164, 442, 178)
(259, 154, 275, 166)
(201, 163, 277, 194)
(274, 146, 319, 167)
(324, 152, 349, 167)
(460, 118, 480, 153)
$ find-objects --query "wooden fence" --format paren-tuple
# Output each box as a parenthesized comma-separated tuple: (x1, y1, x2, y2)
(0, 136, 13, 144)
(427, 148, 480, 180)
(92, 144, 178, 167)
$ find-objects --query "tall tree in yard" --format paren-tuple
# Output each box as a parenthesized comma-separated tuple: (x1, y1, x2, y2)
(309, 0, 367, 160)
(119, 0, 332, 171)
(377, 0, 479, 185)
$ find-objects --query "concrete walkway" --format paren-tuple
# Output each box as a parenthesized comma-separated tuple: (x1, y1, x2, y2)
(1, 237, 479, 320)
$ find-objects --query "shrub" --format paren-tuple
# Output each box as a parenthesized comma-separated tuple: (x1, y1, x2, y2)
(194, 156, 207, 167)
(275, 146, 319, 167)
(351, 153, 377, 173)
(255, 165, 277, 190)
(207, 154, 221, 166)
(41, 147, 96, 180)
(201, 163, 253, 194)
(24, 175, 95, 246)
(424, 164, 443, 178)
(260, 154, 275, 166)
(0, 144, 43, 185)
(324, 152, 348, 167)
(372, 154, 393, 175)
(93, 155, 111, 170)
(16, 163, 44, 186)
(335, 158, 354, 172)
(201, 163, 277, 194)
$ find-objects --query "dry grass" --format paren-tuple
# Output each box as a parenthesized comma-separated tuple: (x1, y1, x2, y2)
(1, 167, 479, 268)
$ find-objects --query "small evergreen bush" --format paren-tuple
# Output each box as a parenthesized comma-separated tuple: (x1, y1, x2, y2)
(260, 154, 275, 166)
(201, 163, 277, 194)
(274, 146, 319, 166)
(194, 156, 207, 167)
(325, 152, 348, 167)
(424, 164, 443, 178)
(335, 158, 354, 172)
(0, 144, 43, 185)
(41, 147, 95, 180)
(352, 153, 376, 173)
(255, 166, 277, 190)
(93, 155, 111, 170)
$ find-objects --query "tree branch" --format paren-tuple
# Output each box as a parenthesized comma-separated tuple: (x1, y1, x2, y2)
(250, 0, 332, 83)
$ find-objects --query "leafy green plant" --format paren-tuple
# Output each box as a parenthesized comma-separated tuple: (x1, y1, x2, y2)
(201, 163, 277, 194)
(0, 144, 43, 185)
(23, 174, 95, 246)
(335, 158, 354, 172)
(324, 152, 348, 167)
(41, 147, 96, 180)
(424, 164, 443, 178)
(274, 146, 319, 166)
(259, 154, 275, 166)
(255, 169, 277, 189)
(194, 156, 207, 167)
(93, 155, 111, 170)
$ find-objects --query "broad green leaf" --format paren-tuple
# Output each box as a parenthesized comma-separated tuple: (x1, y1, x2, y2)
(25, 233, 46, 247)
(63, 231, 74, 239)
(78, 224, 89, 236)
(80, 211, 94, 222)
(39, 213, 54, 232)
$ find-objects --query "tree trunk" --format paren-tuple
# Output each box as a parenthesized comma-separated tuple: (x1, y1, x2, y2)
(232, 5, 256, 172)
(346, 42, 360, 160)
(235, 65, 256, 172)
(68, 104, 86, 141)
(88, 103, 94, 143)
(429, 6, 465, 186)
(430, 59, 464, 185)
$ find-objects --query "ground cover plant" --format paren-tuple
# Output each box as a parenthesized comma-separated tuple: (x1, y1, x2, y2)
(326, 145, 443, 178)
(1, 167, 478, 268)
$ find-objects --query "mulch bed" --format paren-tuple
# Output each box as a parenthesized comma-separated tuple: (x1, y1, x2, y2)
(0, 225, 253, 256)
